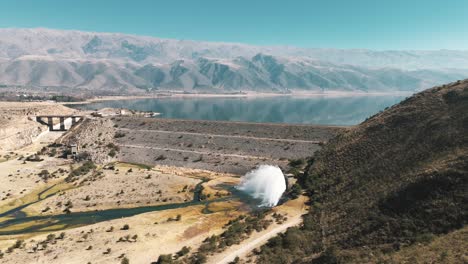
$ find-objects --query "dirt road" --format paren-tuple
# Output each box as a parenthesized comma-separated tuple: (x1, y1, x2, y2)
(210, 213, 304, 264)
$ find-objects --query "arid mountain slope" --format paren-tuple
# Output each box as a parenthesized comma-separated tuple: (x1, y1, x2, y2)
(0, 28, 467, 92)
(258, 80, 468, 263)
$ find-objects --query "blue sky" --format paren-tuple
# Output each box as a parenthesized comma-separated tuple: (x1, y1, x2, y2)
(0, 0, 467, 50)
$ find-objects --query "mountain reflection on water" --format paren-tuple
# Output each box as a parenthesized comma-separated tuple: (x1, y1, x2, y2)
(71, 95, 407, 125)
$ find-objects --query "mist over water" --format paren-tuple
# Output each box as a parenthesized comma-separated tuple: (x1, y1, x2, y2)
(237, 165, 287, 207)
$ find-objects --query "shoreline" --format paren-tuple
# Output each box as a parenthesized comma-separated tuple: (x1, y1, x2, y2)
(63, 90, 413, 105)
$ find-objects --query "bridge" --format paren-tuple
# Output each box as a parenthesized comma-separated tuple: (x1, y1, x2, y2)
(35, 116, 84, 132)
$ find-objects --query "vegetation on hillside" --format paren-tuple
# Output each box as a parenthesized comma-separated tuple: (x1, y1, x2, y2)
(256, 80, 468, 263)
(156, 213, 273, 264)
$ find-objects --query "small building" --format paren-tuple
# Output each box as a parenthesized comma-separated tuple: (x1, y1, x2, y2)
(70, 144, 78, 157)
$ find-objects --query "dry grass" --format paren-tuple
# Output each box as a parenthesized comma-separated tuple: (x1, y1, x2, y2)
(383, 226, 468, 264)
(0, 203, 244, 264)
(0, 179, 63, 216)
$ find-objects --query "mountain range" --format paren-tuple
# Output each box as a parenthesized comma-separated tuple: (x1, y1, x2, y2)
(0, 28, 467, 93)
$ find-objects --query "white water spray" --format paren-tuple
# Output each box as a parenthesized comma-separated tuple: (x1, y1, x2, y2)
(237, 165, 287, 207)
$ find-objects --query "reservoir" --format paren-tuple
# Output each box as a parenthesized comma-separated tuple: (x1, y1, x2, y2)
(69, 95, 407, 126)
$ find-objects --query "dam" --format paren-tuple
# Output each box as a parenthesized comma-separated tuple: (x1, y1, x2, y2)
(111, 117, 344, 174)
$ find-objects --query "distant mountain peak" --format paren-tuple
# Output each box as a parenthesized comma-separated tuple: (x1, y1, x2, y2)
(0, 28, 467, 93)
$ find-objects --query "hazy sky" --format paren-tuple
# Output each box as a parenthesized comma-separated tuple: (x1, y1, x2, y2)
(0, 0, 467, 50)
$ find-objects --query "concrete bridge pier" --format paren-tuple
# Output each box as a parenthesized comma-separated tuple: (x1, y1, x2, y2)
(47, 117, 53, 130)
(59, 117, 66, 131)
(35, 116, 84, 132)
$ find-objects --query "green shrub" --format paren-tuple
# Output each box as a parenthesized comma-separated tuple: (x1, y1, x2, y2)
(176, 246, 190, 258)
(121, 257, 130, 264)
(109, 149, 117, 157)
(156, 254, 173, 264)
(289, 158, 305, 168)
(69, 161, 96, 177)
(288, 183, 302, 199)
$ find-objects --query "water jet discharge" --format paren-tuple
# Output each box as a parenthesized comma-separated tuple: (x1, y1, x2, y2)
(237, 165, 286, 207)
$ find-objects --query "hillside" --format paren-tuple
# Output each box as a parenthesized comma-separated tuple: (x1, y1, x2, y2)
(257, 80, 468, 263)
(0, 28, 467, 93)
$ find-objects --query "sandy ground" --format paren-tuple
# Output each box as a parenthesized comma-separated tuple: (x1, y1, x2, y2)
(0, 152, 72, 216)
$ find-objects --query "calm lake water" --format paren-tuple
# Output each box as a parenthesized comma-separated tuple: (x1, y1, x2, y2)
(70, 95, 407, 125)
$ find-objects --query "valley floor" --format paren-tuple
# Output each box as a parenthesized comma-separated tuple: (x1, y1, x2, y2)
(0, 101, 328, 263)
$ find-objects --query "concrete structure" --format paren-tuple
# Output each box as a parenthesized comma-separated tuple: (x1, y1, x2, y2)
(70, 144, 78, 155)
(67, 144, 79, 159)
(35, 116, 84, 132)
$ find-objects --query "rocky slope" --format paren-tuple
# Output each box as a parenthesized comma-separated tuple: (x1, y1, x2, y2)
(257, 80, 468, 263)
(0, 28, 467, 93)
(60, 118, 118, 164)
